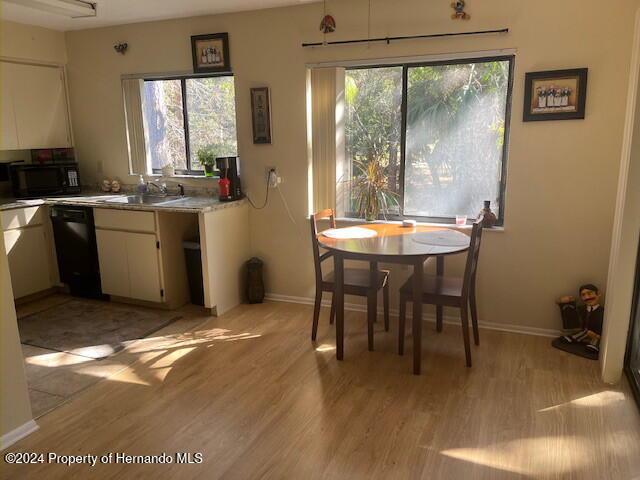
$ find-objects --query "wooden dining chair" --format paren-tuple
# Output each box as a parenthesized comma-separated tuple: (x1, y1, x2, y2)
(310, 209, 390, 341)
(398, 217, 485, 367)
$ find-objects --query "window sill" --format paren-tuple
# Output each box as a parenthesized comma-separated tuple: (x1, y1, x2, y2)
(136, 174, 217, 180)
(333, 216, 505, 232)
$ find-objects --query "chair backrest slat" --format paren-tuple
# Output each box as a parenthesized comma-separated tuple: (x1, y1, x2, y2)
(309, 209, 336, 285)
(462, 216, 485, 299)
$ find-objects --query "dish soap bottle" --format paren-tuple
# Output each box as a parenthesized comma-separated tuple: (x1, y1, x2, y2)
(136, 175, 148, 194)
(478, 200, 497, 227)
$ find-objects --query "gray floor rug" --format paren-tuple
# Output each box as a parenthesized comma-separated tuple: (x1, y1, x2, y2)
(19, 299, 181, 360)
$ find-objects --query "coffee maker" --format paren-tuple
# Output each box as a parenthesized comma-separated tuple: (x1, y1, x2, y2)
(215, 156, 242, 201)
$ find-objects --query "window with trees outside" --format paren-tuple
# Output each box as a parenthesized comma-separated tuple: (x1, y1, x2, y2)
(343, 56, 513, 224)
(141, 75, 238, 175)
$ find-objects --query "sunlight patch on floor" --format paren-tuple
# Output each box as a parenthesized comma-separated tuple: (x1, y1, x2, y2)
(24, 350, 92, 367)
(100, 369, 152, 386)
(315, 344, 336, 352)
(149, 347, 196, 369)
(441, 436, 590, 476)
(539, 390, 627, 412)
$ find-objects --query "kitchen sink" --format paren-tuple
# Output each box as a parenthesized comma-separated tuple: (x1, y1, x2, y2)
(99, 194, 184, 205)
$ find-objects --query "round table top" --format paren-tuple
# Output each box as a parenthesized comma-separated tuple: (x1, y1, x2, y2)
(317, 223, 471, 259)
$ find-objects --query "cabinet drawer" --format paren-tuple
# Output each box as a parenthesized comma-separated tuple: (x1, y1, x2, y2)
(1, 206, 44, 231)
(94, 208, 156, 233)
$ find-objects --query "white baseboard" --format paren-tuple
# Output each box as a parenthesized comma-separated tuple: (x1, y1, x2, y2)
(264, 293, 561, 338)
(1, 420, 38, 451)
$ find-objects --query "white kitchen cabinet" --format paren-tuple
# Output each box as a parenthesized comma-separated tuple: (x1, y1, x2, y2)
(127, 232, 162, 302)
(0, 61, 71, 150)
(95, 229, 130, 299)
(3, 224, 53, 299)
(95, 209, 163, 303)
(1, 63, 19, 150)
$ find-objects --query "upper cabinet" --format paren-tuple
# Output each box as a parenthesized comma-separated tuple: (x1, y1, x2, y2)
(1, 61, 72, 150)
(1, 63, 19, 150)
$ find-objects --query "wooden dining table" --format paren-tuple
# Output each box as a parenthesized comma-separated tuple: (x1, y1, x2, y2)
(317, 223, 471, 375)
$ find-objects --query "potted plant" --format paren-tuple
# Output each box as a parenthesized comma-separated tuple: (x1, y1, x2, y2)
(197, 148, 216, 177)
(351, 157, 398, 221)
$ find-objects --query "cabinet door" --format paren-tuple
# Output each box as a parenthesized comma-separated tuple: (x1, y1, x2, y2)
(0, 62, 19, 150)
(10, 63, 70, 149)
(126, 232, 162, 302)
(95, 229, 130, 298)
(4, 226, 52, 298)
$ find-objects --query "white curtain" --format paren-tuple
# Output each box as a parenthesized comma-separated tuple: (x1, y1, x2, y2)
(122, 78, 148, 175)
(309, 67, 346, 215)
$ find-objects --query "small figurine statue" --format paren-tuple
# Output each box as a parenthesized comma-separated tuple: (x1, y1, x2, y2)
(451, 0, 470, 20)
(101, 179, 112, 192)
(553, 284, 604, 358)
(110, 179, 121, 193)
(478, 200, 497, 228)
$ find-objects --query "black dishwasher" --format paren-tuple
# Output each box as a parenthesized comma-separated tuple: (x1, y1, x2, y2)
(50, 206, 103, 298)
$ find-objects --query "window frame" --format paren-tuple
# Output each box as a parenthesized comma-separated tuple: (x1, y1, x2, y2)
(143, 72, 236, 176)
(344, 55, 515, 226)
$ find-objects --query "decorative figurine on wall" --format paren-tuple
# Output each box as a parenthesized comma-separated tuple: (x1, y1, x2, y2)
(319, 0, 336, 34)
(451, 0, 470, 20)
(552, 284, 604, 360)
(320, 14, 336, 33)
(113, 42, 128, 55)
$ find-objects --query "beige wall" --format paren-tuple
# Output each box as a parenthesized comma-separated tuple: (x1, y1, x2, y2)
(0, 19, 67, 63)
(601, 10, 640, 384)
(0, 224, 32, 441)
(0, 19, 65, 441)
(65, 0, 638, 338)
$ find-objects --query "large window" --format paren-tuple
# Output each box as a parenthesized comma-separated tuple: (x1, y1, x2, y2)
(344, 56, 513, 223)
(141, 75, 237, 175)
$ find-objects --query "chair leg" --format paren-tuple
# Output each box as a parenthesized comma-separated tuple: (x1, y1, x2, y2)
(367, 289, 375, 351)
(330, 294, 336, 325)
(398, 295, 406, 355)
(311, 289, 322, 341)
(470, 291, 480, 346)
(460, 303, 472, 367)
(383, 283, 390, 332)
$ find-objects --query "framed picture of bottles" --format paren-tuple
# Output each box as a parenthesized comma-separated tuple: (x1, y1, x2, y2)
(523, 68, 588, 121)
(191, 33, 231, 73)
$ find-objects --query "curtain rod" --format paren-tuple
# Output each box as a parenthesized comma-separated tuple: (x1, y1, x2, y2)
(302, 28, 509, 48)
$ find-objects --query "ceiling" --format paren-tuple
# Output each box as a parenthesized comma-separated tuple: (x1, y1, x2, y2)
(1, 0, 319, 31)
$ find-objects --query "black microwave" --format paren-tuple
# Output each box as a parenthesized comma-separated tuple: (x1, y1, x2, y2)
(9, 162, 81, 198)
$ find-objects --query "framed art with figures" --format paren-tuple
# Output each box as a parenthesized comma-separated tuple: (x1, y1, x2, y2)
(251, 87, 272, 144)
(523, 68, 588, 121)
(191, 33, 230, 73)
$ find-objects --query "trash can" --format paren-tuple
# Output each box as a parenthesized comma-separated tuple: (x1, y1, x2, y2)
(246, 257, 265, 304)
(183, 239, 204, 306)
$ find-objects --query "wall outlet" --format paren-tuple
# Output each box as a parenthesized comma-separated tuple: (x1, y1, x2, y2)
(266, 167, 282, 188)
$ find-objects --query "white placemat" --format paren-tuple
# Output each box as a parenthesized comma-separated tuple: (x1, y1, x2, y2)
(321, 227, 377, 239)
(411, 230, 469, 247)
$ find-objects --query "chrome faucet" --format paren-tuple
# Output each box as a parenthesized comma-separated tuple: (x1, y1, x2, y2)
(147, 181, 168, 195)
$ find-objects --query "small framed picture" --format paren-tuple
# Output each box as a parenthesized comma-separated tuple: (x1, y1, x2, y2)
(191, 33, 230, 73)
(251, 87, 272, 144)
(523, 68, 588, 121)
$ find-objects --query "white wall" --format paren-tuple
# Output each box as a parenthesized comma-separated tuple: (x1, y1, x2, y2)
(601, 10, 640, 384)
(0, 18, 67, 443)
(65, 0, 638, 343)
(0, 224, 33, 443)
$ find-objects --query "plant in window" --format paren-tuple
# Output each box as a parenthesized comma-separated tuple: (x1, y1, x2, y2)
(351, 157, 398, 221)
(197, 147, 216, 177)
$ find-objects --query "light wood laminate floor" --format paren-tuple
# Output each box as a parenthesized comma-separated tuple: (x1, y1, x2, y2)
(15, 294, 209, 418)
(3, 302, 640, 479)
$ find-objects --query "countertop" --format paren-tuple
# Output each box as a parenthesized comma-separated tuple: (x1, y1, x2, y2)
(0, 193, 246, 214)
